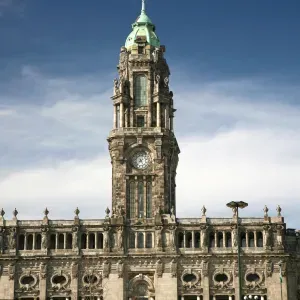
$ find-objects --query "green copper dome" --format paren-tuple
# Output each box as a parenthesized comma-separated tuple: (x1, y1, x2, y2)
(125, 1, 160, 49)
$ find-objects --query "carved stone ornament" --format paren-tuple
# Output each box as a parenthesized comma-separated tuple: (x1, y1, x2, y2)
(202, 260, 209, 277)
(40, 262, 47, 279)
(9, 227, 17, 250)
(117, 260, 124, 278)
(244, 270, 265, 289)
(19, 272, 38, 291)
(231, 225, 238, 247)
(233, 260, 238, 277)
(181, 269, 201, 289)
(102, 260, 110, 278)
(72, 227, 79, 250)
(51, 270, 70, 290)
(156, 259, 163, 278)
(117, 227, 124, 250)
(212, 270, 232, 289)
(155, 227, 162, 248)
(264, 225, 273, 249)
(8, 263, 15, 280)
(170, 259, 177, 278)
(71, 262, 78, 279)
(41, 230, 49, 250)
(200, 225, 208, 248)
(265, 260, 273, 277)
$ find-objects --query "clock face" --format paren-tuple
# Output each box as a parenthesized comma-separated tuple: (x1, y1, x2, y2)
(132, 151, 150, 169)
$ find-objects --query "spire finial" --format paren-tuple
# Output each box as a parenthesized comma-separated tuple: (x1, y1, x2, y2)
(141, 0, 145, 13)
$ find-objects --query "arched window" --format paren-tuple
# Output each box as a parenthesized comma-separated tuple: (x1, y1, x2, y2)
(89, 233, 95, 249)
(248, 232, 255, 247)
(50, 234, 56, 249)
(58, 234, 64, 249)
(18, 234, 25, 250)
(129, 232, 135, 249)
(217, 232, 223, 247)
(146, 233, 152, 248)
(178, 232, 184, 248)
(27, 234, 33, 250)
(225, 232, 232, 248)
(129, 182, 136, 218)
(66, 233, 72, 249)
(134, 75, 147, 107)
(257, 232, 263, 247)
(146, 182, 152, 218)
(194, 232, 201, 248)
(35, 234, 42, 250)
(186, 232, 192, 248)
(81, 233, 87, 249)
(137, 232, 144, 248)
(241, 232, 246, 247)
(138, 182, 144, 218)
(97, 233, 103, 249)
(209, 233, 215, 248)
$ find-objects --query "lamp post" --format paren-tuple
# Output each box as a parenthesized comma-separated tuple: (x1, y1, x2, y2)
(226, 201, 248, 300)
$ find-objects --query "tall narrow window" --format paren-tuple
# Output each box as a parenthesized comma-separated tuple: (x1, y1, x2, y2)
(137, 116, 145, 127)
(146, 182, 152, 218)
(116, 105, 120, 128)
(130, 182, 136, 218)
(138, 181, 144, 218)
(134, 75, 147, 107)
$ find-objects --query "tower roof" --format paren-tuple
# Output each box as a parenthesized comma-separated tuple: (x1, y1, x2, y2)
(125, 0, 160, 49)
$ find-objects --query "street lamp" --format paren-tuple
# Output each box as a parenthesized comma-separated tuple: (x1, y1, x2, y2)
(226, 201, 248, 300)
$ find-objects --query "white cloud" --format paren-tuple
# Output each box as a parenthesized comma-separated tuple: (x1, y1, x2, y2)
(0, 66, 299, 228)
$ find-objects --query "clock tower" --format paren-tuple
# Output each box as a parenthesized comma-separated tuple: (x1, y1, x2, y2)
(107, 0, 180, 221)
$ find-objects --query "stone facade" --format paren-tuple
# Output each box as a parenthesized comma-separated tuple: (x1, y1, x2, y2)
(0, 3, 299, 300)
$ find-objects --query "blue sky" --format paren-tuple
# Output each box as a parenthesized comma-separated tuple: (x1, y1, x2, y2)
(0, 0, 300, 227)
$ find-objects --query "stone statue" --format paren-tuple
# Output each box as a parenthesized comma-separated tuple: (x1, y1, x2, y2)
(169, 229, 175, 248)
(72, 231, 78, 250)
(9, 229, 16, 250)
(201, 206, 207, 216)
(117, 228, 123, 249)
(201, 226, 208, 248)
(155, 74, 160, 92)
(232, 227, 238, 247)
(263, 205, 269, 217)
(156, 228, 162, 248)
(0, 228, 5, 254)
(152, 47, 160, 63)
(164, 76, 169, 88)
(103, 231, 109, 251)
(265, 226, 272, 248)
(113, 78, 119, 95)
(276, 205, 282, 217)
(232, 207, 237, 217)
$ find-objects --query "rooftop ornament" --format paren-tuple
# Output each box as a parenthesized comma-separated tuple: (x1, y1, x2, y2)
(0, 208, 5, 218)
(201, 205, 206, 216)
(263, 205, 269, 217)
(277, 205, 282, 217)
(12, 208, 18, 219)
(74, 207, 80, 217)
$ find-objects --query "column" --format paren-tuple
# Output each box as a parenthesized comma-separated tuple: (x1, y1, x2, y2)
(214, 232, 217, 247)
(183, 232, 186, 248)
(223, 231, 226, 248)
(254, 231, 257, 247)
(120, 103, 124, 127)
(152, 232, 155, 248)
(181, 296, 184, 300)
(113, 105, 117, 129)
(64, 233, 67, 249)
(24, 234, 27, 250)
(229, 296, 233, 300)
(135, 232, 138, 249)
(197, 296, 201, 300)
(157, 102, 161, 127)
(32, 233, 36, 250)
(95, 232, 98, 249)
(55, 234, 58, 250)
(213, 296, 216, 300)
(165, 105, 170, 129)
(135, 181, 138, 218)
(86, 233, 89, 249)
(260, 297, 264, 300)
(192, 231, 195, 248)
(143, 180, 147, 218)
(143, 232, 146, 248)
(246, 230, 249, 247)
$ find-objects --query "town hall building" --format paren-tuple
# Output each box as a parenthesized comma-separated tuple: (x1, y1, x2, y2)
(0, 1, 299, 300)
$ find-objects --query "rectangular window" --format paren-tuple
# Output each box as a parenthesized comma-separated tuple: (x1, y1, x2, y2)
(134, 75, 147, 107)
(138, 46, 144, 54)
(137, 116, 145, 127)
